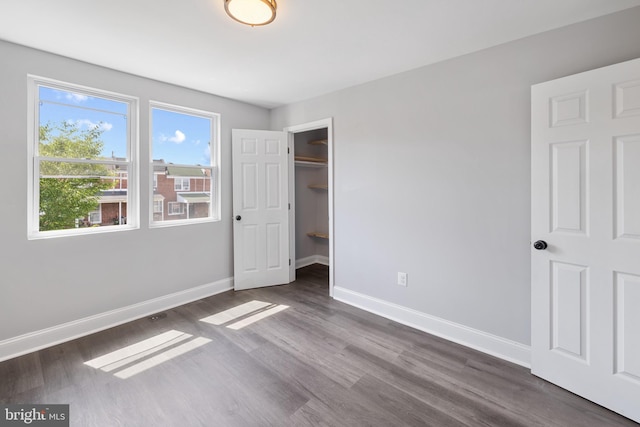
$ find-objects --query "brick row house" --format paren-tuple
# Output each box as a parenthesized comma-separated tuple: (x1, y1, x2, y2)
(87, 159, 211, 226)
(152, 161, 212, 221)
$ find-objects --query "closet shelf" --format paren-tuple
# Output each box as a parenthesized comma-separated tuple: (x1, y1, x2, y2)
(308, 139, 328, 146)
(295, 156, 327, 167)
(307, 232, 329, 239)
(308, 184, 328, 190)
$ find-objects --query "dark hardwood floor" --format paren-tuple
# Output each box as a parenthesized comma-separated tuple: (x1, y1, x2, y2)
(0, 264, 635, 426)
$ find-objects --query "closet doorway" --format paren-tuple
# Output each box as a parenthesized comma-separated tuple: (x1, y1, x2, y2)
(285, 118, 334, 296)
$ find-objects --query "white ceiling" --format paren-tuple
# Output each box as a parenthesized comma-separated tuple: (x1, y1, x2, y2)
(1, 0, 639, 108)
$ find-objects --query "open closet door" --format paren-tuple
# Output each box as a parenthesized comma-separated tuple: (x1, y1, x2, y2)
(232, 129, 290, 290)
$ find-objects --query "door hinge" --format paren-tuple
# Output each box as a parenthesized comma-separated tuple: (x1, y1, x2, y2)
(289, 259, 291, 266)
(288, 203, 291, 210)
(287, 147, 290, 154)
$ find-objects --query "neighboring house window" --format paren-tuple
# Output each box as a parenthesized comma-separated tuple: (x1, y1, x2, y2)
(153, 200, 163, 214)
(168, 202, 185, 215)
(89, 209, 102, 225)
(174, 178, 190, 191)
(150, 102, 219, 226)
(28, 76, 138, 239)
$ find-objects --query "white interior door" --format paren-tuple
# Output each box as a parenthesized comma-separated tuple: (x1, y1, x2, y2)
(232, 129, 290, 290)
(531, 57, 640, 422)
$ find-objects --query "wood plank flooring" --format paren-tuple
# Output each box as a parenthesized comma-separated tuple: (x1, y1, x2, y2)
(0, 264, 635, 426)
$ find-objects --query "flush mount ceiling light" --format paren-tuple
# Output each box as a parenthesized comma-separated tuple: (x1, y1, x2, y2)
(224, 0, 277, 26)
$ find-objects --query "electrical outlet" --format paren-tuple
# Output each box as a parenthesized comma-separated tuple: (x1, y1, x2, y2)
(397, 272, 408, 287)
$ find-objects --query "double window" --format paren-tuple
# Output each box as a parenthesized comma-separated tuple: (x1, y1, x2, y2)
(28, 77, 220, 239)
(174, 178, 190, 191)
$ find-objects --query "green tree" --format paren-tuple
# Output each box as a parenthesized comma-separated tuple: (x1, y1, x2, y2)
(39, 121, 114, 231)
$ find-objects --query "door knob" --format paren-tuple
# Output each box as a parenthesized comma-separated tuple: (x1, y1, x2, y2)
(533, 240, 548, 250)
(235, 215, 242, 221)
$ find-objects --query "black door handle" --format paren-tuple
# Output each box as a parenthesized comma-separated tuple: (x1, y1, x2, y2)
(533, 240, 548, 250)
(235, 215, 242, 221)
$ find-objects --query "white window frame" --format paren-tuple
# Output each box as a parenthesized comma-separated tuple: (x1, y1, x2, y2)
(149, 101, 220, 227)
(27, 75, 139, 239)
(168, 202, 185, 215)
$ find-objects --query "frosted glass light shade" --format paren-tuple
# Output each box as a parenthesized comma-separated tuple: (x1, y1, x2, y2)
(224, 0, 277, 26)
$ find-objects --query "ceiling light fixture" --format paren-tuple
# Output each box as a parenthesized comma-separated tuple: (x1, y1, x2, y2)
(224, 0, 277, 27)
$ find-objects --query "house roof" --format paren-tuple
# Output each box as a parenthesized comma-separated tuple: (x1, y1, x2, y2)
(152, 162, 208, 177)
(177, 193, 210, 204)
(166, 166, 207, 178)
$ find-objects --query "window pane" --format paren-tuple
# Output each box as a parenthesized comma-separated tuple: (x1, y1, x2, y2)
(151, 108, 212, 166)
(39, 161, 128, 232)
(151, 104, 217, 225)
(39, 86, 128, 159)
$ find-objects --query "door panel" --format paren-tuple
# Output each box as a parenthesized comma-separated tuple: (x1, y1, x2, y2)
(615, 135, 640, 239)
(550, 140, 588, 234)
(550, 261, 588, 360)
(232, 129, 289, 290)
(532, 57, 640, 423)
(614, 272, 640, 382)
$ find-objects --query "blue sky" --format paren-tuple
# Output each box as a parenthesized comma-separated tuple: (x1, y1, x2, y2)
(39, 86, 213, 166)
(151, 107, 212, 166)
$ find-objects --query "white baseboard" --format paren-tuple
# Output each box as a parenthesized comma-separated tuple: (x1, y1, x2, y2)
(296, 255, 330, 269)
(333, 286, 531, 368)
(0, 278, 233, 363)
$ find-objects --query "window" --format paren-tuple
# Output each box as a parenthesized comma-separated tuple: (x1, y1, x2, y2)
(150, 102, 219, 226)
(89, 209, 102, 225)
(174, 178, 190, 191)
(28, 76, 138, 238)
(168, 202, 185, 215)
(153, 200, 163, 214)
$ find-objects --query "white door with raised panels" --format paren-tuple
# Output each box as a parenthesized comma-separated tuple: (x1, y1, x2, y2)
(531, 58, 640, 422)
(232, 129, 290, 290)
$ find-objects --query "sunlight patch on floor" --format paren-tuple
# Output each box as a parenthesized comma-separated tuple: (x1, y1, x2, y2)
(200, 300, 289, 330)
(200, 300, 272, 325)
(84, 329, 211, 379)
(227, 304, 289, 330)
(114, 337, 211, 379)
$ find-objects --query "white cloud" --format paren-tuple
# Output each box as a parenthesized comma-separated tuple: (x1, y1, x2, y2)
(66, 92, 89, 103)
(76, 119, 113, 132)
(168, 130, 186, 144)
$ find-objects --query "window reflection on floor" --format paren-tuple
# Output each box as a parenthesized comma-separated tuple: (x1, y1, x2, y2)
(200, 300, 289, 330)
(84, 329, 211, 379)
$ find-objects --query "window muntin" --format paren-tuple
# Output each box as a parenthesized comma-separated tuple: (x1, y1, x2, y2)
(150, 102, 219, 226)
(29, 77, 137, 238)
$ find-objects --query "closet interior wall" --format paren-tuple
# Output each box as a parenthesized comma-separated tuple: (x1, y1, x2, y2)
(294, 128, 329, 265)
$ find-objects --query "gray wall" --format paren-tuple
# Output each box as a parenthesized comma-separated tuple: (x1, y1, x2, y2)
(270, 7, 640, 345)
(0, 40, 269, 341)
